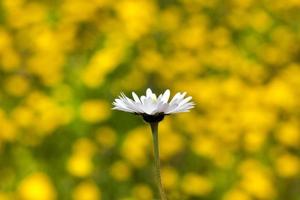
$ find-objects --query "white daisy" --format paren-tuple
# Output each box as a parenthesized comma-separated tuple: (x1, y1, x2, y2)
(112, 88, 195, 122)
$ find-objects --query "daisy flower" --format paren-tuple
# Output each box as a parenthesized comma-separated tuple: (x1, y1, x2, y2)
(112, 88, 195, 123)
(113, 88, 194, 200)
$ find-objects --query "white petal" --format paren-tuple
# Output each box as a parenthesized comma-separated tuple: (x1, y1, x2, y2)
(172, 102, 195, 113)
(161, 89, 170, 103)
(139, 97, 152, 113)
(140, 96, 146, 104)
(169, 92, 182, 105)
(112, 101, 135, 112)
(151, 93, 157, 101)
(157, 94, 163, 101)
(123, 98, 143, 113)
(132, 92, 141, 103)
(113, 106, 134, 112)
(178, 96, 192, 106)
(165, 103, 180, 114)
(146, 88, 153, 98)
(156, 102, 169, 113)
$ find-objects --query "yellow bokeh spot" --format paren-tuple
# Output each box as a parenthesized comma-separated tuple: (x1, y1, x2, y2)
(20, 91, 73, 135)
(121, 126, 150, 168)
(132, 184, 153, 200)
(159, 130, 184, 160)
(0, 192, 12, 200)
(6, 3, 46, 28)
(0, 29, 11, 50)
(275, 153, 299, 178)
(223, 189, 251, 200)
(110, 161, 131, 181)
(249, 10, 272, 33)
(231, 0, 253, 8)
(265, 79, 296, 108)
(159, 8, 180, 32)
(11, 106, 34, 128)
(72, 181, 101, 200)
(0, 114, 17, 142)
(81, 41, 125, 88)
(159, 120, 184, 160)
(17, 172, 56, 200)
(67, 138, 96, 177)
(80, 100, 110, 123)
(176, 23, 207, 50)
(239, 160, 275, 199)
(73, 138, 96, 156)
(115, 0, 156, 40)
(96, 127, 117, 148)
(4, 75, 30, 97)
(161, 166, 179, 190)
(1, 49, 20, 71)
(181, 173, 213, 196)
(192, 136, 219, 159)
(275, 123, 299, 147)
(243, 131, 267, 152)
(67, 153, 94, 177)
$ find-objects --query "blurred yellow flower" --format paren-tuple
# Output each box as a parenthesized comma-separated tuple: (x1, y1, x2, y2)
(243, 131, 267, 152)
(4, 75, 30, 97)
(18, 91, 73, 135)
(210, 27, 231, 47)
(231, 0, 253, 8)
(110, 160, 132, 181)
(6, 2, 46, 28)
(96, 127, 117, 148)
(223, 189, 251, 200)
(80, 100, 110, 123)
(275, 122, 299, 147)
(192, 135, 219, 159)
(239, 107, 275, 132)
(81, 43, 125, 88)
(275, 153, 299, 178)
(116, 69, 146, 91)
(181, 173, 213, 196)
(0, 29, 11, 50)
(239, 160, 275, 199)
(159, 7, 181, 32)
(67, 153, 94, 177)
(176, 22, 207, 50)
(0, 113, 17, 142)
(0, 192, 12, 200)
(132, 184, 153, 200)
(114, 0, 156, 39)
(11, 106, 34, 128)
(249, 10, 272, 33)
(265, 79, 296, 109)
(1, 49, 20, 71)
(72, 181, 101, 200)
(159, 130, 184, 160)
(161, 166, 179, 190)
(137, 50, 163, 73)
(27, 53, 64, 86)
(121, 126, 150, 168)
(67, 138, 96, 177)
(17, 172, 56, 200)
(73, 138, 96, 156)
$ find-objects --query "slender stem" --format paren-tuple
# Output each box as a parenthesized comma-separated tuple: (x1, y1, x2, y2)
(150, 122, 167, 200)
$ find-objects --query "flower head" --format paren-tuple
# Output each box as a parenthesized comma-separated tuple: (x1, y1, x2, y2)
(112, 88, 195, 122)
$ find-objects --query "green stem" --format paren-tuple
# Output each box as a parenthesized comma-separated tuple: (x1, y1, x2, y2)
(150, 122, 167, 200)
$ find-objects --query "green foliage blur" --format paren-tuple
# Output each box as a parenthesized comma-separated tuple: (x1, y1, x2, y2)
(0, 0, 300, 199)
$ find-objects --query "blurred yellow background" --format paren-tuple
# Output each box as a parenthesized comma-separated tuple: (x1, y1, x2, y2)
(0, 0, 299, 199)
